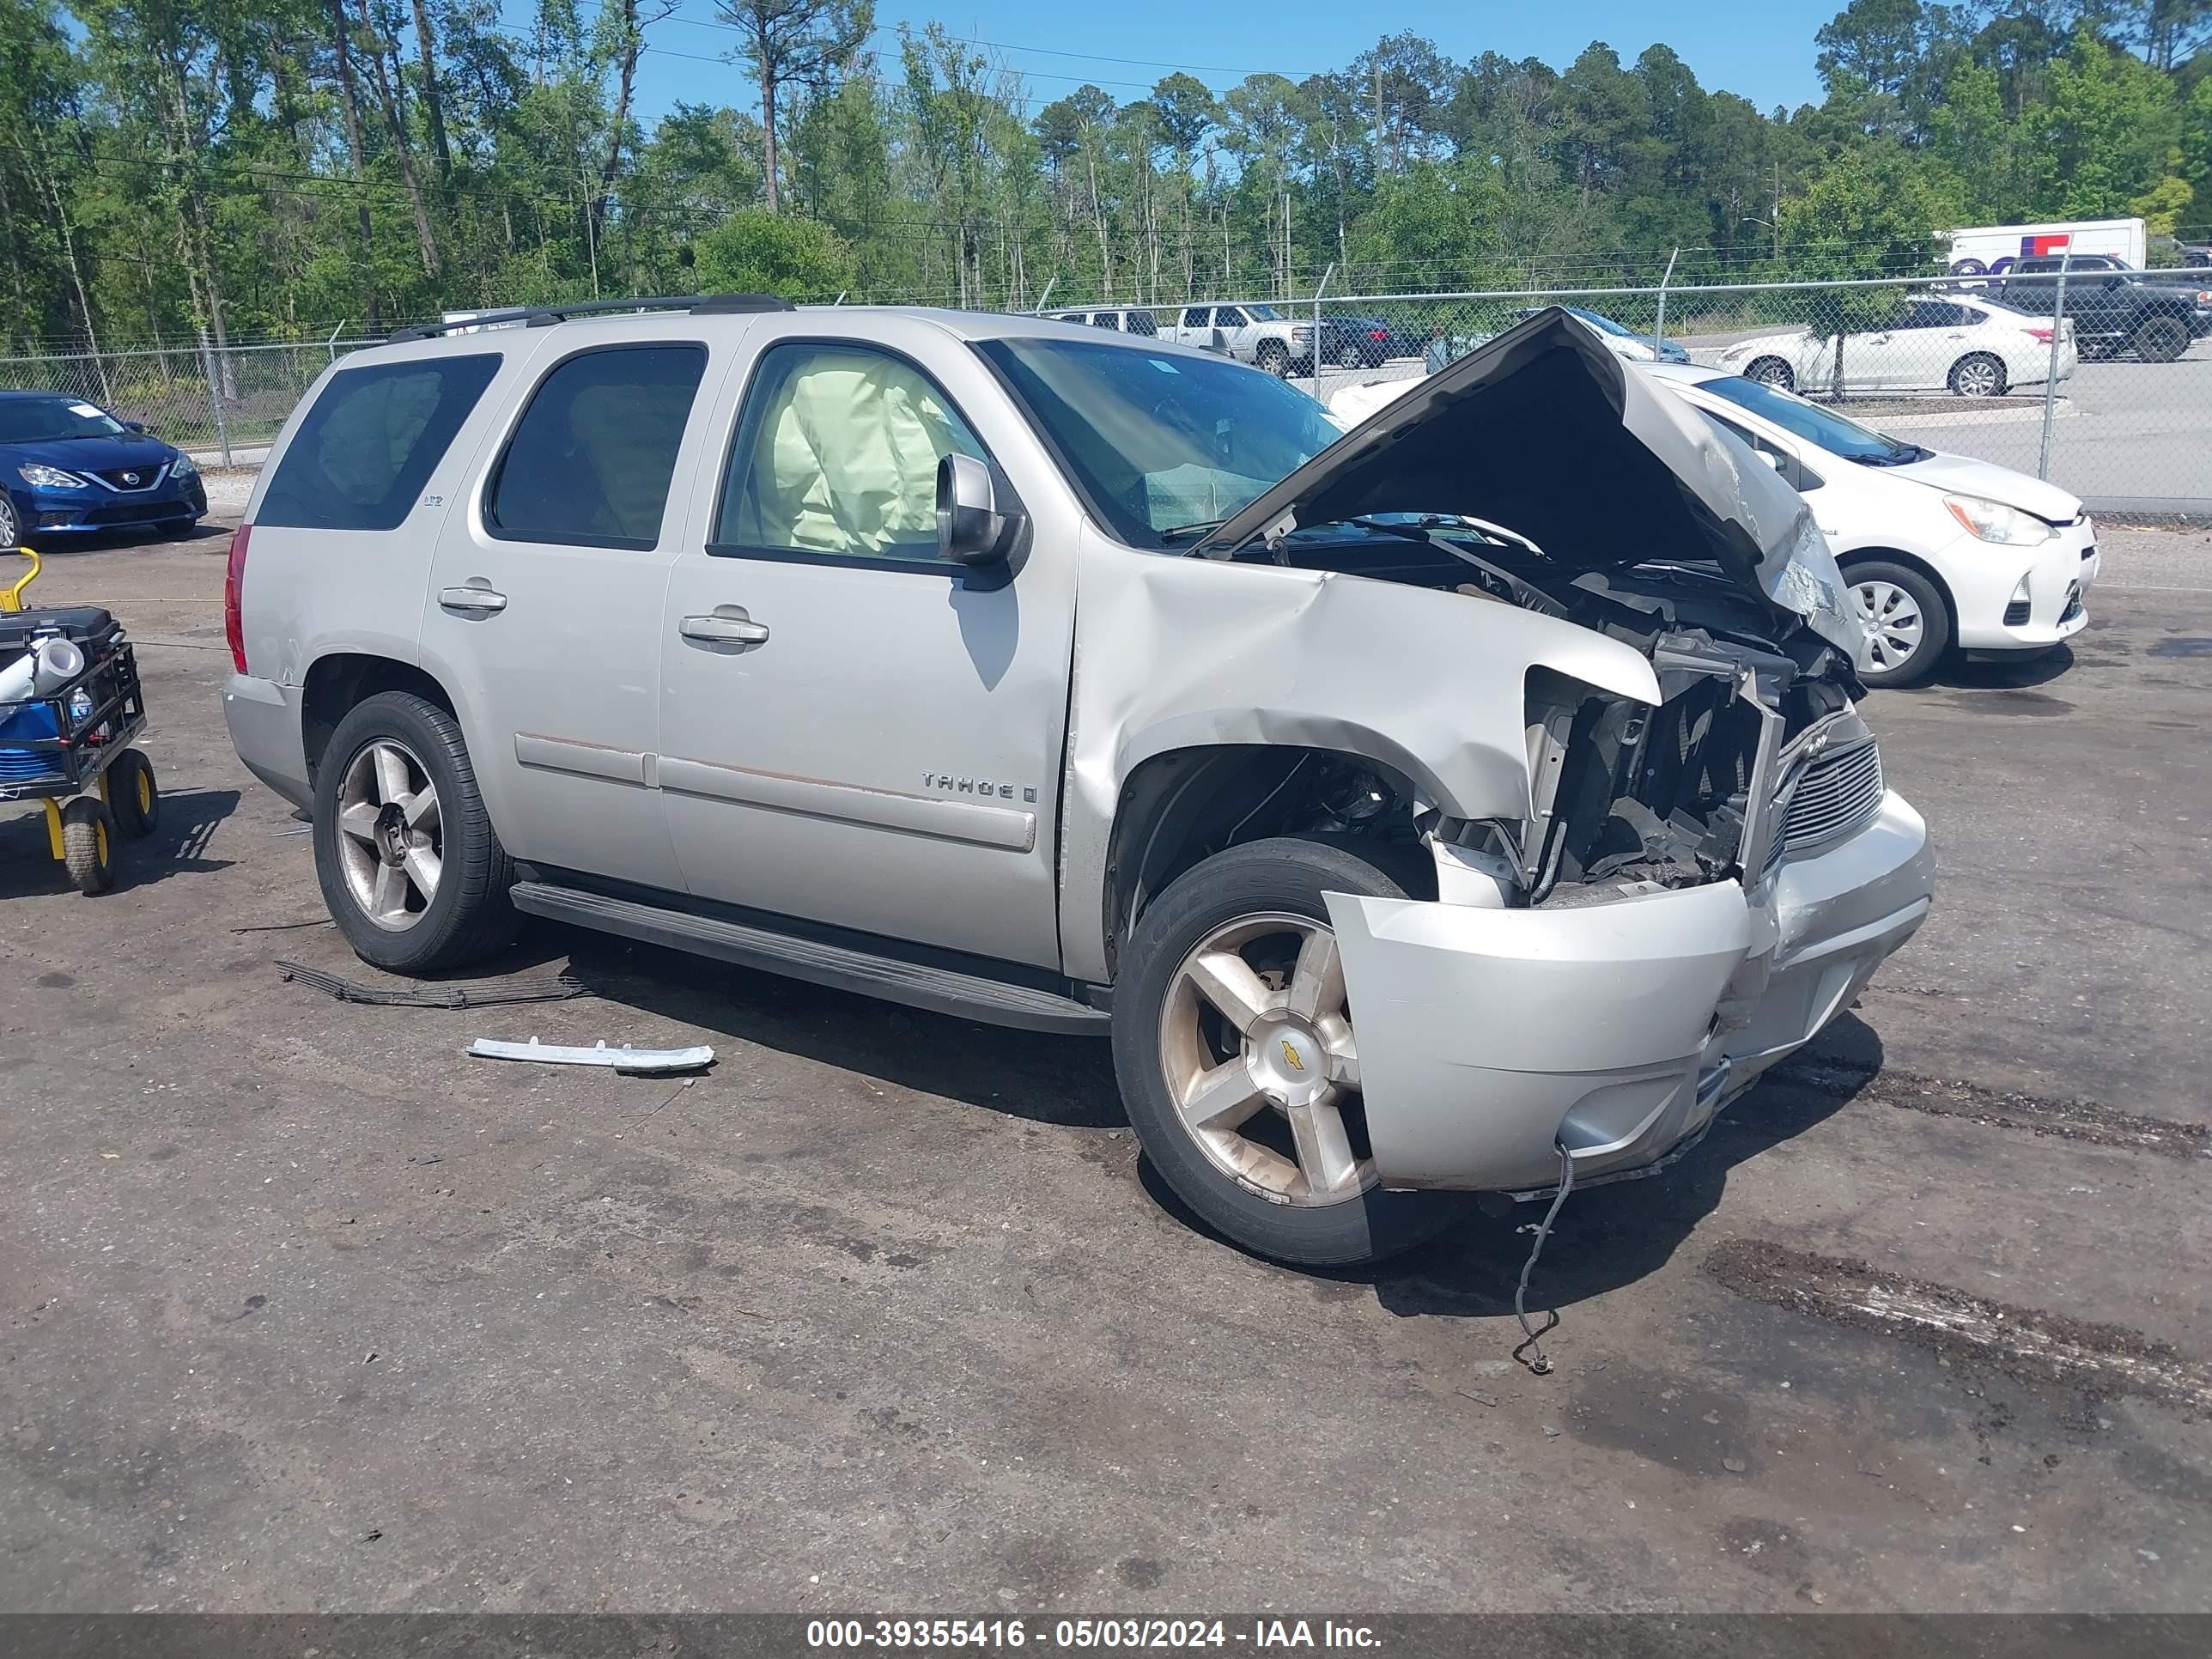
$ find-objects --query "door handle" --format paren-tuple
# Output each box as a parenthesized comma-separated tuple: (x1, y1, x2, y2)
(438, 585, 507, 613)
(680, 611, 769, 646)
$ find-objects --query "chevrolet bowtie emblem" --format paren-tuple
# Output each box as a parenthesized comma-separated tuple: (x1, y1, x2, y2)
(1279, 1038, 1305, 1073)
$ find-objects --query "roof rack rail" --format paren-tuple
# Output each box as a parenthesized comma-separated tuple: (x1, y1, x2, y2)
(386, 292, 797, 343)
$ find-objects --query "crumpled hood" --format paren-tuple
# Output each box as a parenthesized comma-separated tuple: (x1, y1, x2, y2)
(1202, 307, 1864, 660)
(1891, 449, 2082, 524)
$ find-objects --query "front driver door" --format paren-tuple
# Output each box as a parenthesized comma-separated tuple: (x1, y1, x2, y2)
(655, 331, 1075, 969)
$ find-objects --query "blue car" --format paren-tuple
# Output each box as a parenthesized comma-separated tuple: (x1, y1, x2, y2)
(0, 391, 208, 548)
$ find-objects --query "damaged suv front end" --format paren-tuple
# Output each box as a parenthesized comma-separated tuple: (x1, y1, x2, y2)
(1182, 311, 1936, 1198)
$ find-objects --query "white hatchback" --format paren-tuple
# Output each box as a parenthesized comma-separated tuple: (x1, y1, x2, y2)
(1642, 363, 2097, 686)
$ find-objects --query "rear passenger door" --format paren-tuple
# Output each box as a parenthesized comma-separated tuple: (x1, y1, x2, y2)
(417, 333, 726, 890)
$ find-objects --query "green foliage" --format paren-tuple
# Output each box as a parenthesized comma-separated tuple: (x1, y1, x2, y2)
(2021, 27, 2185, 219)
(691, 210, 854, 299)
(0, 0, 2206, 350)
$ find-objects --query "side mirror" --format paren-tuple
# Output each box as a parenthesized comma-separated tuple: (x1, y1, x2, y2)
(936, 452, 1021, 566)
(124, 420, 148, 433)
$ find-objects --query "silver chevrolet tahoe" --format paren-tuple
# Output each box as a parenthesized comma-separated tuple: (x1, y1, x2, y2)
(222, 299, 1935, 1267)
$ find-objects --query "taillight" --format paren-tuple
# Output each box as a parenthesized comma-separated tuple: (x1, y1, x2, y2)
(223, 522, 252, 674)
(2024, 325, 2054, 343)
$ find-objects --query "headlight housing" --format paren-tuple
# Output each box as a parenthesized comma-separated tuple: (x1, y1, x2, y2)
(169, 452, 198, 479)
(16, 462, 86, 489)
(1945, 493, 2055, 546)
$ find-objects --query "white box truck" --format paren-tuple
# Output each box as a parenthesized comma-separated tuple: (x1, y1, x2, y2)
(1944, 218, 2147, 277)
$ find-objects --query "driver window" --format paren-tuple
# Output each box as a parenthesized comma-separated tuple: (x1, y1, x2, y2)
(714, 342, 989, 562)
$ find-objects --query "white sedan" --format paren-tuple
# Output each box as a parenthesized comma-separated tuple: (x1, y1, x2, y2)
(1715, 293, 2075, 398)
(1643, 363, 2096, 686)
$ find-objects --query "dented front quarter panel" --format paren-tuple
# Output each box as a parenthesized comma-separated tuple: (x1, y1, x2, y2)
(1055, 524, 1661, 983)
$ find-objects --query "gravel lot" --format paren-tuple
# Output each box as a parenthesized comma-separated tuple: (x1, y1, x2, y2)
(3, 520, 2209, 1614)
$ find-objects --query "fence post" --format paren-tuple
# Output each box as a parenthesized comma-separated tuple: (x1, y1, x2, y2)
(1311, 261, 1334, 398)
(2037, 250, 2071, 483)
(1033, 276, 1056, 315)
(198, 326, 231, 469)
(326, 320, 346, 365)
(1652, 246, 1679, 356)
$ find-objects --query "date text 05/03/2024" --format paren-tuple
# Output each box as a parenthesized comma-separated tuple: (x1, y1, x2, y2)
(805, 1618, 1382, 1649)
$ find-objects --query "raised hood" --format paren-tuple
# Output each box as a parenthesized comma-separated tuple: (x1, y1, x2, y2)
(1200, 307, 1863, 658)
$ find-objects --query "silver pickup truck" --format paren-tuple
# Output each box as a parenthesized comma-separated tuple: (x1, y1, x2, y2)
(222, 301, 1933, 1267)
(1157, 301, 1317, 375)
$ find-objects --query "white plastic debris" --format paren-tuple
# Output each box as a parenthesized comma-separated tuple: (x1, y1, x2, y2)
(467, 1036, 714, 1074)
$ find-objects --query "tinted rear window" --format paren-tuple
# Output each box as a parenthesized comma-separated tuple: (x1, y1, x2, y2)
(485, 344, 707, 550)
(258, 353, 501, 531)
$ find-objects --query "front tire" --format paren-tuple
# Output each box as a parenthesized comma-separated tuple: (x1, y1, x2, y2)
(1948, 352, 2007, 398)
(1845, 559, 1954, 689)
(62, 797, 116, 894)
(1111, 836, 1466, 1267)
(1256, 342, 1291, 378)
(1745, 356, 1795, 390)
(313, 690, 515, 974)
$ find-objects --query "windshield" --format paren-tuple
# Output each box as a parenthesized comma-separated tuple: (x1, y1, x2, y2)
(1246, 304, 1284, 321)
(1567, 307, 1636, 338)
(977, 337, 1343, 547)
(1698, 374, 1917, 465)
(0, 397, 127, 443)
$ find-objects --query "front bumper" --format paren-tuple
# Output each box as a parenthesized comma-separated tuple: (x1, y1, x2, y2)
(1949, 515, 2097, 651)
(11, 472, 206, 534)
(1325, 790, 1935, 1194)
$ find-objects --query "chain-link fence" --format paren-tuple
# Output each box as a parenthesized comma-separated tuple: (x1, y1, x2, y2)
(1293, 271, 2212, 514)
(7, 274, 2209, 512)
(0, 333, 374, 465)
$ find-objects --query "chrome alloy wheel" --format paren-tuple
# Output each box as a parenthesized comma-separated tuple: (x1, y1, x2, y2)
(335, 738, 443, 930)
(1951, 356, 2002, 397)
(1158, 912, 1372, 1206)
(1854, 579, 1925, 673)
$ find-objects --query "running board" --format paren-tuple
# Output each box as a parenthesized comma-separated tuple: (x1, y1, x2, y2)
(508, 880, 1111, 1036)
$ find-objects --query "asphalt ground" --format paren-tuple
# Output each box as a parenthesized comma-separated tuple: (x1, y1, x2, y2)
(2, 520, 2209, 1615)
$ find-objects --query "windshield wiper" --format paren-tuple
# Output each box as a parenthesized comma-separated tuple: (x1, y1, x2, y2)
(1855, 445, 1925, 467)
(1156, 520, 1226, 543)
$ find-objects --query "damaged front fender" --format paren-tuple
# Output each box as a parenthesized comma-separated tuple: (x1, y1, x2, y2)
(1057, 527, 1661, 982)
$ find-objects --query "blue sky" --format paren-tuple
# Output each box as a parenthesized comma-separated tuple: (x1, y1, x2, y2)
(605, 1, 1842, 128)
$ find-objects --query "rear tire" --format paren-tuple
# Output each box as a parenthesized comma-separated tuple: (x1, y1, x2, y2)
(62, 797, 116, 894)
(109, 750, 159, 837)
(2132, 315, 2188, 363)
(1948, 352, 2007, 398)
(1844, 559, 1953, 690)
(313, 690, 516, 974)
(1745, 356, 1795, 390)
(1111, 835, 1467, 1267)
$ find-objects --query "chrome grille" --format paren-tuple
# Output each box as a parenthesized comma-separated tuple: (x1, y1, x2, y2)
(1767, 738, 1884, 868)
